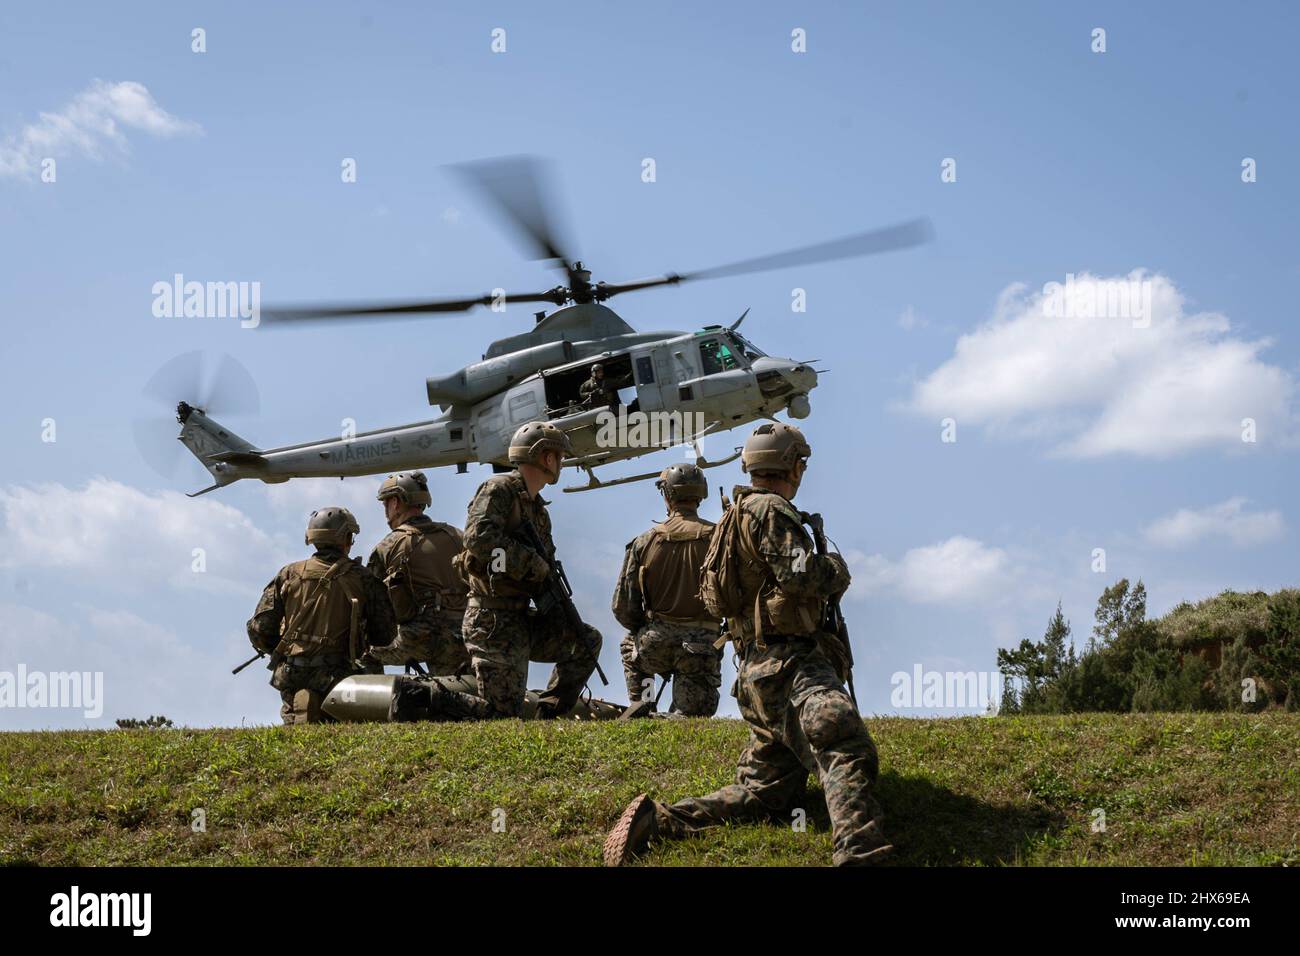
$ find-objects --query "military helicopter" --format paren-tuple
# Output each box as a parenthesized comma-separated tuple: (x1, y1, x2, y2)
(167, 157, 931, 496)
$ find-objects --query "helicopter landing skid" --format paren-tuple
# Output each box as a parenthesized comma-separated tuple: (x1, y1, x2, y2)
(562, 441, 742, 493)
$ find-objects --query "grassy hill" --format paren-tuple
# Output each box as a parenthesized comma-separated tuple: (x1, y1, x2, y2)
(1156, 587, 1298, 650)
(2, 713, 1298, 866)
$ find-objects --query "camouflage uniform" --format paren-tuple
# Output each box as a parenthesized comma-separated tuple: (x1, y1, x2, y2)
(366, 515, 471, 674)
(247, 546, 396, 724)
(650, 486, 887, 865)
(579, 375, 616, 409)
(455, 470, 603, 717)
(613, 508, 722, 716)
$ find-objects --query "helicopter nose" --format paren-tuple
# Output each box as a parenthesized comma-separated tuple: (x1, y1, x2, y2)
(753, 357, 819, 414)
(784, 361, 818, 393)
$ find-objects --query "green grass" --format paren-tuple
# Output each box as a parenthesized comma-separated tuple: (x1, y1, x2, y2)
(2, 713, 1297, 866)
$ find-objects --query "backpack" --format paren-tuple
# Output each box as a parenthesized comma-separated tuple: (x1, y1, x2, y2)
(383, 522, 466, 621)
(698, 493, 755, 624)
(279, 556, 366, 656)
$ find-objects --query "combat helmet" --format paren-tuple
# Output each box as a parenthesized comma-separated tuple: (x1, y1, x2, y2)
(655, 462, 708, 503)
(590, 363, 604, 374)
(305, 506, 360, 548)
(508, 421, 574, 481)
(376, 471, 432, 508)
(740, 422, 812, 476)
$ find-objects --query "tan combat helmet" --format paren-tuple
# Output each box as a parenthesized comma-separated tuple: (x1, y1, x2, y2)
(376, 471, 432, 508)
(740, 422, 812, 476)
(508, 421, 574, 482)
(655, 462, 708, 504)
(305, 507, 360, 548)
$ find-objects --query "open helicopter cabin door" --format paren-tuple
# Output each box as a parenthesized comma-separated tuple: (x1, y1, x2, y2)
(541, 352, 640, 416)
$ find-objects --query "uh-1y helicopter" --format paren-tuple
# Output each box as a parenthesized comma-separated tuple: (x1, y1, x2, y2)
(167, 156, 932, 495)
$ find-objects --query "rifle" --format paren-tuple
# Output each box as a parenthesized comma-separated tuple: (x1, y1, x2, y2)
(803, 512, 857, 709)
(232, 652, 264, 675)
(516, 515, 609, 686)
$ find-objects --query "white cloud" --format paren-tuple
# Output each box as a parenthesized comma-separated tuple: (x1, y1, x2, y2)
(846, 535, 1009, 605)
(1143, 497, 1285, 549)
(0, 478, 288, 595)
(0, 79, 200, 179)
(898, 305, 928, 331)
(904, 271, 1296, 457)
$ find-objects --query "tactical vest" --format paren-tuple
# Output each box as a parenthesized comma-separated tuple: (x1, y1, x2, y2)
(380, 520, 469, 622)
(700, 487, 822, 645)
(278, 555, 367, 658)
(638, 512, 716, 623)
(453, 473, 552, 599)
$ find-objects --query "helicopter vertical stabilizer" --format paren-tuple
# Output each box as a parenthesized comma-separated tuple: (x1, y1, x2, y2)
(176, 402, 265, 489)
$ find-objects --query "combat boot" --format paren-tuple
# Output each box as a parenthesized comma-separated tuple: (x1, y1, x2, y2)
(618, 699, 657, 720)
(534, 695, 567, 719)
(837, 844, 895, 866)
(388, 677, 432, 722)
(603, 793, 659, 866)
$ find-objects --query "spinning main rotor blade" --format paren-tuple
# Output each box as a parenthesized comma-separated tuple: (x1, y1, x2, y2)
(449, 155, 575, 271)
(596, 217, 935, 299)
(262, 290, 567, 324)
(263, 149, 932, 326)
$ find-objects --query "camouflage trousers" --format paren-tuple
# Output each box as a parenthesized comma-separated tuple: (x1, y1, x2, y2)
(270, 655, 356, 725)
(653, 633, 887, 866)
(620, 621, 723, 717)
(367, 608, 471, 675)
(463, 604, 604, 718)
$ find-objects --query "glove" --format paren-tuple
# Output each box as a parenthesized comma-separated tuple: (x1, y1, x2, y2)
(525, 552, 551, 584)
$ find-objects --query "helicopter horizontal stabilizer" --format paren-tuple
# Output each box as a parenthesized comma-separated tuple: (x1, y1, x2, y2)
(206, 450, 268, 468)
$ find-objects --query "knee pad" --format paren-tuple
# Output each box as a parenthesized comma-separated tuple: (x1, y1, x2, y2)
(291, 689, 324, 724)
(800, 690, 864, 752)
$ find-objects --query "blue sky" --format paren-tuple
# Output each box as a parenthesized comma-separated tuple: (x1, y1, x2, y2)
(1, 1, 1297, 728)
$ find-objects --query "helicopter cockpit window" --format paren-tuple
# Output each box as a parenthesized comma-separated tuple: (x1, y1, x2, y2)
(699, 338, 740, 376)
(731, 332, 766, 361)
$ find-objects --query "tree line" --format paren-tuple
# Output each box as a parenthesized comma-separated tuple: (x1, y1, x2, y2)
(997, 580, 1300, 713)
